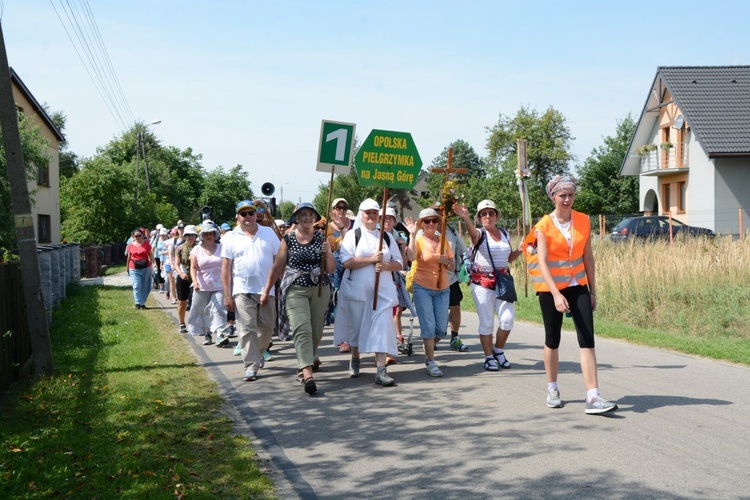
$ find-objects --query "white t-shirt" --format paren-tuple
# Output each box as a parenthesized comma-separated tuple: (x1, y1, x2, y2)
(474, 229, 512, 271)
(221, 225, 280, 295)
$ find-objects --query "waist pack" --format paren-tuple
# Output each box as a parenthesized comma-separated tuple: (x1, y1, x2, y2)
(133, 259, 149, 269)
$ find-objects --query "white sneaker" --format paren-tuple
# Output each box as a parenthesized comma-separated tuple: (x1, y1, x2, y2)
(243, 369, 257, 382)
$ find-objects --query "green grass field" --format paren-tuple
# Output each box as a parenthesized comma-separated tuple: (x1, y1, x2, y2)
(461, 234, 750, 365)
(0, 285, 275, 499)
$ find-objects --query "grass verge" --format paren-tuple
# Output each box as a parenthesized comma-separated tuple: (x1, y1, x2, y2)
(0, 285, 275, 498)
(460, 280, 750, 365)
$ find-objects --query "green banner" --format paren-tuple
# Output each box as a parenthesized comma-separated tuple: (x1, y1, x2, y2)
(354, 129, 422, 189)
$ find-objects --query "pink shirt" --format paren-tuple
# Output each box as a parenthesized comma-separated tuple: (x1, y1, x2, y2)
(191, 243, 223, 291)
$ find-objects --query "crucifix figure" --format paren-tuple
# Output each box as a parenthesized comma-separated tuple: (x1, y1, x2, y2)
(430, 147, 468, 289)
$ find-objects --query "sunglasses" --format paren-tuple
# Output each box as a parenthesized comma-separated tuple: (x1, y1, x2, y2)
(238, 211, 256, 217)
(133, 234, 143, 238)
(479, 211, 496, 218)
(256, 208, 266, 214)
(333, 205, 348, 211)
(423, 218, 439, 224)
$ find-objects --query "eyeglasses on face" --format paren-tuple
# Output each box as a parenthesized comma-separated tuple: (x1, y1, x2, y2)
(133, 234, 143, 238)
(239, 211, 256, 217)
(423, 218, 439, 224)
(479, 211, 496, 218)
(333, 205, 347, 211)
(185, 234, 197, 238)
(256, 208, 266, 214)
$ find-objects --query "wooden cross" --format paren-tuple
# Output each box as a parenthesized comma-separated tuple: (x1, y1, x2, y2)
(430, 147, 467, 288)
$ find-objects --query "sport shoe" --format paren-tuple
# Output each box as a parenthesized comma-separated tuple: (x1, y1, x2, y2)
(226, 325, 237, 338)
(349, 358, 360, 378)
(425, 362, 443, 377)
(450, 336, 469, 352)
(585, 395, 618, 414)
(179, 323, 187, 333)
(216, 333, 229, 347)
(233, 344, 241, 356)
(243, 369, 257, 382)
(203, 333, 213, 345)
(484, 357, 500, 371)
(375, 367, 395, 386)
(494, 351, 511, 369)
(263, 350, 273, 361)
(547, 389, 563, 408)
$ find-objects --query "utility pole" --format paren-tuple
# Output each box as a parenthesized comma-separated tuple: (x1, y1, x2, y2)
(0, 24, 54, 375)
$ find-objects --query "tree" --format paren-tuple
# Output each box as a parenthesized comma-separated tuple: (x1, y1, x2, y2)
(484, 105, 574, 217)
(422, 139, 485, 209)
(0, 114, 51, 250)
(575, 115, 639, 215)
(60, 156, 136, 244)
(278, 200, 295, 221)
(199, 165, 254, 226)
(96, 123, 205, 223)
(44, 105, 78, 179)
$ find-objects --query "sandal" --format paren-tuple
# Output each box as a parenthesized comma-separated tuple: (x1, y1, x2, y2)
(484, 358, 500, 371)
(296, 371, 305, 384)
(303, 377, 317, 395)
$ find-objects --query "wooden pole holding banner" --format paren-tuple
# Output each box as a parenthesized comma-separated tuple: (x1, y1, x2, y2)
(517, 139, 530, 298)
(320, 165, 335, 296)
(372, 188, 389, 310)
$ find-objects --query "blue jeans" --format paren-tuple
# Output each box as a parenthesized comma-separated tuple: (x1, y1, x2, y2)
(130, 267, 152, 306)
(412, 282, 449, 339)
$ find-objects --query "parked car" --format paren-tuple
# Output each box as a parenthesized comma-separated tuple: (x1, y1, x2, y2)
(610, 216, 716, 242)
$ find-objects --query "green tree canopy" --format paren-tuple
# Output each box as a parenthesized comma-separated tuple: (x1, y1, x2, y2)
(199, 165, 254, 226)
(574, 115, 639, 215)
(60, 156, 136, 244)
(481, 105, 574, 218)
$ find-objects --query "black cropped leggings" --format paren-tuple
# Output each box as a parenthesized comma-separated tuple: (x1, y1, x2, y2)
(537, 285, 595, 349)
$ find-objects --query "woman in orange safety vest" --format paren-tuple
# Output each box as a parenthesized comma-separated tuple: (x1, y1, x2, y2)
(525, 175, 618, 415)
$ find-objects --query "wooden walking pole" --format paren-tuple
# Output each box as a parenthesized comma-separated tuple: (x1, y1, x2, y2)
(431, 147, 467, 289)
(373, 188, 389, 310)
(319, 165, 335, 296)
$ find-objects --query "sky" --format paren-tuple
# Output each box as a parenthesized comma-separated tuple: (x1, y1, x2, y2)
(3, 0, 749, 203)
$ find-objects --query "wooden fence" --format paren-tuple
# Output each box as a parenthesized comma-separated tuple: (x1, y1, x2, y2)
(0, 261, 30, 392)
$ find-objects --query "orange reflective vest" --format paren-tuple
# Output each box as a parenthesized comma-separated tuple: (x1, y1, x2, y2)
(524, 211, 589, 292)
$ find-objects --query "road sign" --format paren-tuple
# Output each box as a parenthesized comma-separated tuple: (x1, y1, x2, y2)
(317, 120, 356, 175)
(354, 129, 422, 189)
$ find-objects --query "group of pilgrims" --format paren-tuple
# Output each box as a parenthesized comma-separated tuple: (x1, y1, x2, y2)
(124, 175, 617, 414)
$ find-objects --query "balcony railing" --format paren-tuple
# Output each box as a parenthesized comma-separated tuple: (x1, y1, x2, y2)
(640, 142, 689, 173)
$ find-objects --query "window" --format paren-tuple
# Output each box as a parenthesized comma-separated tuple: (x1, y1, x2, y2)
(662, 184, 671, 214)
(678, 182, 686, 213)
(38, 214, 51, 243)
(37, 161, 50, 186)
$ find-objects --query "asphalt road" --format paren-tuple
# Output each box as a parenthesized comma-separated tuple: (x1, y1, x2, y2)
(101, 274, 750, 499)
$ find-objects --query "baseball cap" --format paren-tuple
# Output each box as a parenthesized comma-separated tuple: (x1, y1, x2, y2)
(236, 200, 255, 213)
(332, 198, 348, 209)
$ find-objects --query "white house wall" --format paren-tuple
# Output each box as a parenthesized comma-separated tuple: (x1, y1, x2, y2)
(713, 157, 750, 235)
(684, 132, 714, 231)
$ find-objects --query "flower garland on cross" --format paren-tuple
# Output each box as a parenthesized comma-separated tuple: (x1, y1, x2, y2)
(430, 147, 468, 288)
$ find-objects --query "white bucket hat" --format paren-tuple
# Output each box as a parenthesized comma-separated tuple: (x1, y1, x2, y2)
(476, 199, 499, 216)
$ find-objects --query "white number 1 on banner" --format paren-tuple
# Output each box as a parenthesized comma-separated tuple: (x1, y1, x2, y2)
(326, 128, 348, 162)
